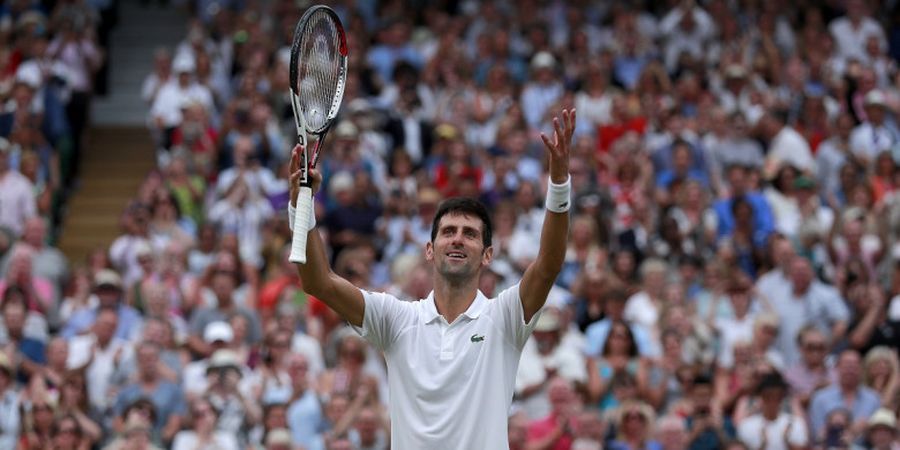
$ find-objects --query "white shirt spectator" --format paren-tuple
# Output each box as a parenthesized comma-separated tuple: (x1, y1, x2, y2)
(829, 15, 886, 63)
(150, 79, 214, 128)
(215, 166, 284, 199)
(171, 431, 239, 450)
(291, 333, 326, 377)
(47, 37, 101, 93)
(521, 81, 563, 129)
(67, 333, 133, 414)
(108, 235, 153, 287)
(0, 168, 36, 236)
(815, 136, 852, 197)
(0, 386, 20, 450)
(207, 197, 274, 268)
(766, 126, 816, 174)
(659, 5, 716, 72)
(515, 337, 587, 419)
(624, 291, 659, 333)
(849, 121, 897, 161)
(737, 412, 808, 450)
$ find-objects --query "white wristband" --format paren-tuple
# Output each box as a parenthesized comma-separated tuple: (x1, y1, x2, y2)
(545, 175, 571, 213)
(288, 203, 316, 230)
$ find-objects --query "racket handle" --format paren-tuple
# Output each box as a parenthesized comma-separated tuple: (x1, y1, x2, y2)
(289, 186, 314, 264)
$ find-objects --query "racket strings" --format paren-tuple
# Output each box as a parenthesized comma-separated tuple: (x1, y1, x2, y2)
(297, 11, 343, 132)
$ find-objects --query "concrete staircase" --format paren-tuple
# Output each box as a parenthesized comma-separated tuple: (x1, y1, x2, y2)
(58, 0, 187, 263)
(57, 127, 156, 263)
(92, 0, 188, 126)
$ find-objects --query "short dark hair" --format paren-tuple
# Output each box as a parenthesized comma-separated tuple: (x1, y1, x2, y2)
(430, 197, 492, 248)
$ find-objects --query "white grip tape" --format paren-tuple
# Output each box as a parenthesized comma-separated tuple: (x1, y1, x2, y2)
(289, 186, 314, 264)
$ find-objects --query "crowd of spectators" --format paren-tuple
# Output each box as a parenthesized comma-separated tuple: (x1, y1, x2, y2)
(3, 0, 900, 449)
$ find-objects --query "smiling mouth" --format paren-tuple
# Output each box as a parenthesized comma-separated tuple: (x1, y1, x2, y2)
(447, 252, 466, 260)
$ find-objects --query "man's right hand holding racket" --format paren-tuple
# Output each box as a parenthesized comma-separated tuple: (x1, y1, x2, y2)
(289, 144, 321, 210)
(288, 143, 366, 326)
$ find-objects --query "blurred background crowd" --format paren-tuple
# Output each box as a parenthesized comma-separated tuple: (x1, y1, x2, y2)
(2, 0, 900, 449)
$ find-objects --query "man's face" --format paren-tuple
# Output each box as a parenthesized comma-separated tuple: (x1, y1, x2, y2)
(800, 331, 828, 366)
(838, 352, 862, 387)
(137, 346, 160, 378)
(790, 258, 813, 292)
(94, 311, 118, 342)
(96, 286, 121, 308)
(2, 303, 25, 334)
(426, 213, 491, 284)
(355, 410, 379, 443)
(690, 384, 713, 412)
(533, 330, 559, 354)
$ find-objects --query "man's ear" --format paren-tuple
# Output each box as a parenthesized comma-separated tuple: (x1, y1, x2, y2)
(425, 241, 434, 262)
(481, 245, 493, 267)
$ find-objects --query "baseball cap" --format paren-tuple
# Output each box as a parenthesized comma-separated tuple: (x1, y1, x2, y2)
(329, 171, 355, 194)
(531, 51, 556, 70)
(867, 408, 897, 432)
(94, 269, 123, 290)
(173, 55, 196, 74)
(864, 89, 887, 108)
(534, 308, 561, 332)
(266, 428, 292, 446)
(203, 321, 234, 343)
(207, 349, 243, 374)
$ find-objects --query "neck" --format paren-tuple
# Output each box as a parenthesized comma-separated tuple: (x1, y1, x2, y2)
(432, 277, 479, 324)
(762, 406, 779, 421)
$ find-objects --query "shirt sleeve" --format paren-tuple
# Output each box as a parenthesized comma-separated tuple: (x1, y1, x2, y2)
(494, 283, 542, 349)
(353, 290, 416, 352)
(787, 415, 809, 447)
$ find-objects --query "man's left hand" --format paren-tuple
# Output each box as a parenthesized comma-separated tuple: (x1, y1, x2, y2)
(540, 108, 576, 184)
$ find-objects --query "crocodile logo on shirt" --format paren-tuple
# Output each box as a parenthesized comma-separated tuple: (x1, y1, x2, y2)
(470, 334, 485, 343)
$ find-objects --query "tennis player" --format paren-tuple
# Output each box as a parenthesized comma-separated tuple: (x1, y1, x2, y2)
(289, 108, 576, 448)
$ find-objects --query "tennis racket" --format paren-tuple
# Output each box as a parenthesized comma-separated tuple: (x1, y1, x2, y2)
(288, 5, 348, 264)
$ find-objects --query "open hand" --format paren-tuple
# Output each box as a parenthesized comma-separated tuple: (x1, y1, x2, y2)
(540, 108, 576, 184)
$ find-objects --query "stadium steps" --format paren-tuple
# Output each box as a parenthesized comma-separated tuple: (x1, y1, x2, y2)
(57, 127, 155, 263)
(91, 0, 188, 126)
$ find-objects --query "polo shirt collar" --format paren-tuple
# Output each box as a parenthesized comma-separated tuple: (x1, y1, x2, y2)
(422, 290, 489, 324)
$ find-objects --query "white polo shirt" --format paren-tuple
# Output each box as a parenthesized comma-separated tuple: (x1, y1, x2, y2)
(355, 283, 540, 449)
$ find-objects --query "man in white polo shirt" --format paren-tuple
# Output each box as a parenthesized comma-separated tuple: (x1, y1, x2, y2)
(289, 109, 576, 448)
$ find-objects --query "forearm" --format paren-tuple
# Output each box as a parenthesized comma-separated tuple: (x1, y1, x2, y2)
(849, 309, 879, 349)
(295, 224, 365, 327)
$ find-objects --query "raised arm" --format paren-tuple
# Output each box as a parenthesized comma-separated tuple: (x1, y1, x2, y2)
(520, 109, 575, 323)
(289, 145, 366, 327)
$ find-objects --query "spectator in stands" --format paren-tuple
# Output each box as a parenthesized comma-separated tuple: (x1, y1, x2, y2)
(850, 90, 898, 166)
(0, 287, 45, 382)
(769, 256, 849, 366)
(66, 305, 131, 416)
(525, 376, 579, 450)
(113, 341, 186, 443)
(150, 55, 213, 150)
(735, 372, 809, 450)
(516, 307, 587, 419)
(62, 268, 141, 340)
(171, 397, 239, 450)
(286, 352, 324, 450)
(0, 353, 20, 449)
(809, 349, 882, 437)
(187, 269, 262, 355)
(784, 326, 836, 408)
(0, 138, 37, 237)
(685, 373, 735, 450)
